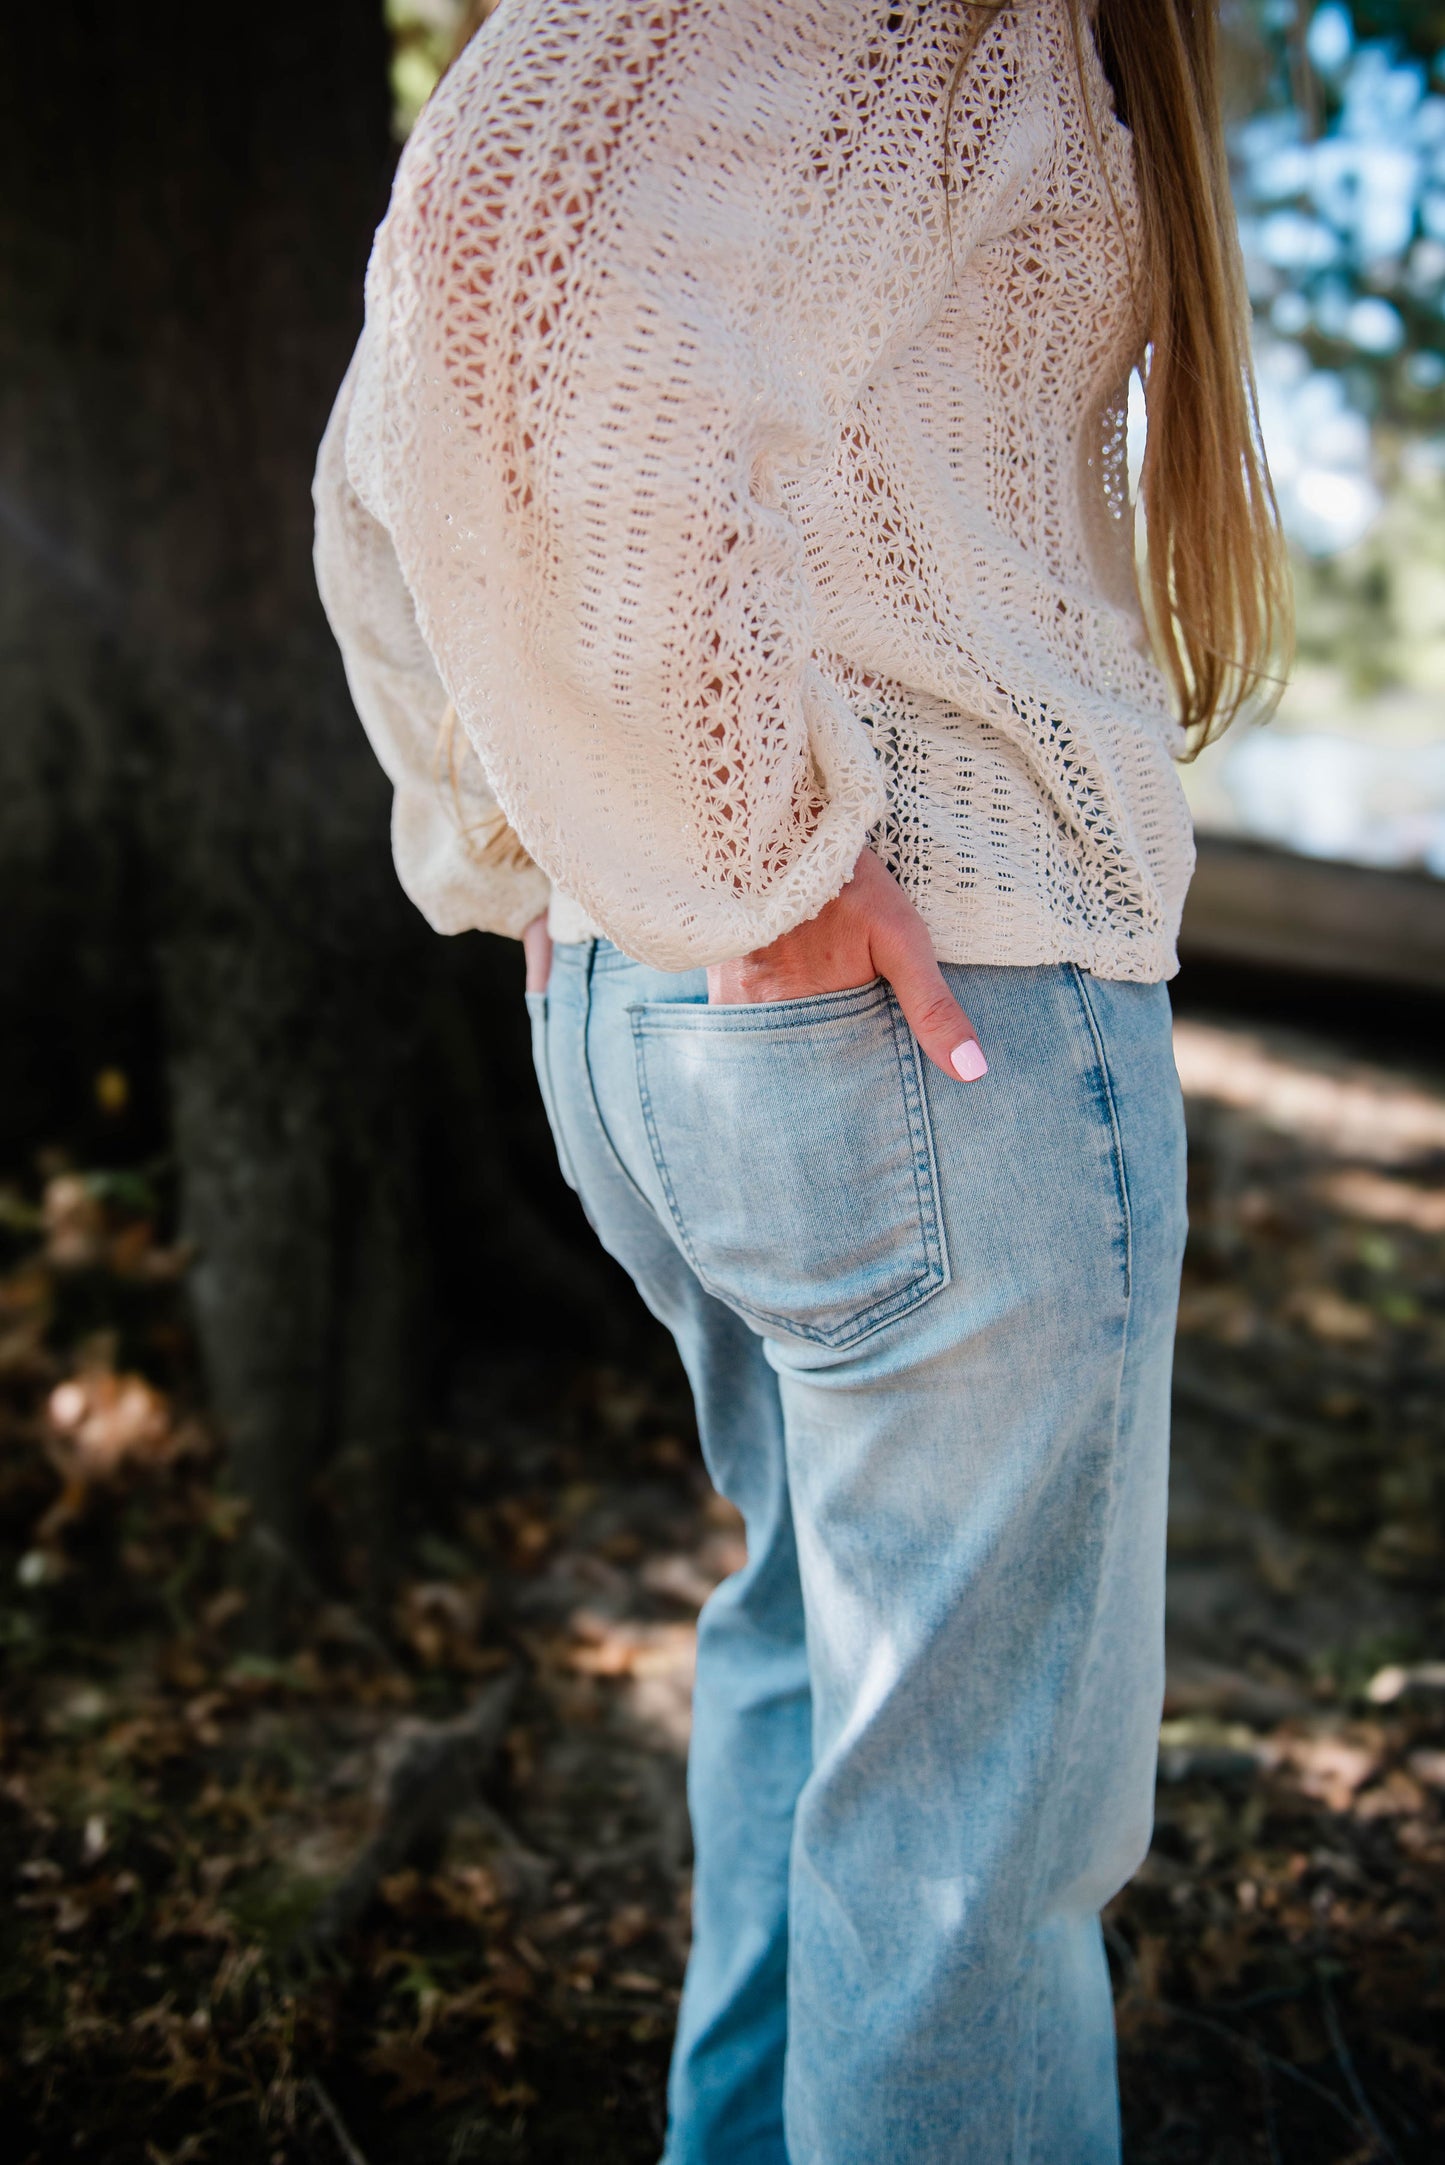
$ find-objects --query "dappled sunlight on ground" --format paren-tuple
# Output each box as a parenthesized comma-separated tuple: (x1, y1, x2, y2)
(1, 1005, 1442, 2160)
(1173, 1017, 1445, 1163)
(1100, 1008, 1445, 2162)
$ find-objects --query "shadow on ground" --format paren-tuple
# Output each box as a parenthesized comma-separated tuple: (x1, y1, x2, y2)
(1, 997, 1442, 2162)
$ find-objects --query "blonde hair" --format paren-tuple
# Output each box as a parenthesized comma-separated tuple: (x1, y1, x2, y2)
(442, 0, 1291, 871)
(1065, 0, 1291, 746)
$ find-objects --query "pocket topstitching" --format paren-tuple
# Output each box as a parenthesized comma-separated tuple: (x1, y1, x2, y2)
(629, 981, 949, 1347)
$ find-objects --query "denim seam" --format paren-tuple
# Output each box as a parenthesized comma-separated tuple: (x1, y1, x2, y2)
(1015, 1948, 1045, 2165)
(1008, 965, 1137, 2165)
(1059, 972, 1139, 1722)
(572, 946, 657, 1216)
(629, 1005, 948, 1350)
(1067, 1281, 1139, 1834)
(631, 979, 890, 1036)
(883, 992, 949, 1291)
(525, 990, 581, 1195)
(1064, 965, 1134, 1305)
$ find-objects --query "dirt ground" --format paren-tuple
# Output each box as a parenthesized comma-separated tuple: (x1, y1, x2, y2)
(2, 991, 1442, 2164)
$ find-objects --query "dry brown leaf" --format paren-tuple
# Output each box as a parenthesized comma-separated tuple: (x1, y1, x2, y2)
(46, 1368, 176, 1478)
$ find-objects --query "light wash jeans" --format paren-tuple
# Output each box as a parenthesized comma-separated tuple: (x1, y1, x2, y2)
(526, 944, 1186, 2165)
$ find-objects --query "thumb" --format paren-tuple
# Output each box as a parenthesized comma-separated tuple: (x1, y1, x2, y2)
(872, 909, 988, 1084)
(521, 912, 553, 994)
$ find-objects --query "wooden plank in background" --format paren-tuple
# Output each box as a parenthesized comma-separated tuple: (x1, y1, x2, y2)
(1180, 835, 1445, 994)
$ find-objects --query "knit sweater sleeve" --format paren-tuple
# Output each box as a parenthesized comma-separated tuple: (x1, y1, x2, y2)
(313, 351, 550, 939)
(329, 0, 1006, 969)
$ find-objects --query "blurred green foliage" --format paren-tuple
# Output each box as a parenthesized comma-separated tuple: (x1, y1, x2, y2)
(1294, 442, 1445, 700)
(1231, 2, 1445, 433)
(387, 0, 481, 134)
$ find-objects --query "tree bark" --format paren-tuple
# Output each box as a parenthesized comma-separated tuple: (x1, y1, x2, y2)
(0, 3, 623, 1620)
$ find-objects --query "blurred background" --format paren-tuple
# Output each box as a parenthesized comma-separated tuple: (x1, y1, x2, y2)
(1, 4, 1441, 2160)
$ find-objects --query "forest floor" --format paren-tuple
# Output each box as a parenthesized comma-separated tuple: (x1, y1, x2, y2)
(2, 992, 1443, 2164)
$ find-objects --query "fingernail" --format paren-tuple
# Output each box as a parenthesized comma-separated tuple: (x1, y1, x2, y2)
(950, 1039, 988, 1082)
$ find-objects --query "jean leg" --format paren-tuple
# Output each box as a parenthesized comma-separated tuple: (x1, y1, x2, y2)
(754, 966, 1184, 2165)
(538, 947, 810, 2165)
(543, 950, 1184, 2164)
(665, 1304, 810, 2165)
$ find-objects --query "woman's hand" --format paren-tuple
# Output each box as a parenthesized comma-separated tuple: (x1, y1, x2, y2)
(707, 848, 987, 1082)
(522, 912, 553, 994)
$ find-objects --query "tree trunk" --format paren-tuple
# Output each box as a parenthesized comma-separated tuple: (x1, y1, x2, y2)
(0, 2, 622, 1622)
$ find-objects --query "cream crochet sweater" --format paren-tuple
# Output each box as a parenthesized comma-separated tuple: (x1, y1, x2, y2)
(314, 0, 1195, 978)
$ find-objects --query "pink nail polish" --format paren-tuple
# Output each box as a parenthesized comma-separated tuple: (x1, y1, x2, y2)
(951, 1040, 988, 1082)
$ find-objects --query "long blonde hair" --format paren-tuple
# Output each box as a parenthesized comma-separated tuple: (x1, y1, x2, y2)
(443, 0, 1290, 869)
(1083, 0, 1291, 746)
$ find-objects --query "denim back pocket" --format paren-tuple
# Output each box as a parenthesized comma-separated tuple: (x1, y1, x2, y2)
(524, 990, 579, 1194)
(629, 981, 949, 1348)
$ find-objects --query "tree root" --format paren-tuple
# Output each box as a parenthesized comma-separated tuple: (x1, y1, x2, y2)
(305, 2075, 373, 2165)
(304, 1670, 520, 1952)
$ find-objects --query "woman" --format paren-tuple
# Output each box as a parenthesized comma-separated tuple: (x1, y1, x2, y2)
(314, 2, 1288, 2157)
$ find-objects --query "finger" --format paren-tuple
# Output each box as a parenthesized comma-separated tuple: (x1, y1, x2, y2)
(872, 912, 987, 1083)
(521, 913, 553, 995)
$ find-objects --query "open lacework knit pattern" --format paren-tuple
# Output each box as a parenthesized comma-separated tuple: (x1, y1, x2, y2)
(314, 0, 1195, 976)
